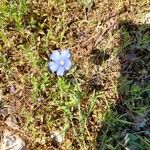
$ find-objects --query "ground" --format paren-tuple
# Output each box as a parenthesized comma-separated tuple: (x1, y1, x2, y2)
(0, 0, 150, 150)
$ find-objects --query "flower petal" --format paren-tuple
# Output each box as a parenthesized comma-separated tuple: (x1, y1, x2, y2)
(56, 67, 65, 76)
(64, 59, 71, 70)
(48, 61, 59, 73)
(60, 50, 71, 59)
(50, 51, 61, 61)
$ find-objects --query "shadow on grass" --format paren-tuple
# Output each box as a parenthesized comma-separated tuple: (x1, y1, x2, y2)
(96, 21, 150, 150)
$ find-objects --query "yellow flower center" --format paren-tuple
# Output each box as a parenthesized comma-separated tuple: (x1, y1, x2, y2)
(60, 60, 64, 65)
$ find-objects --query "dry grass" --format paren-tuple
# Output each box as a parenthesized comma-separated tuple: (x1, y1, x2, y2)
(0, 0, 150, 149)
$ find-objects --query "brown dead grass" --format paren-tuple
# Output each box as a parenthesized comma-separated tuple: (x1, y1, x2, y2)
(1, 0, 150, 149)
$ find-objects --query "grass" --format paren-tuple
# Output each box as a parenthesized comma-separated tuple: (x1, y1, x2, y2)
(0, 0, 150, 149)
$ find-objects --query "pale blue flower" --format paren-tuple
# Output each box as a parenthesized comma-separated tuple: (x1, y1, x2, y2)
(48, 50, 71, 76)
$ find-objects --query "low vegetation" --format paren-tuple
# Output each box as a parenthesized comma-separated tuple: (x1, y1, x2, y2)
(0, 0, 150, 149)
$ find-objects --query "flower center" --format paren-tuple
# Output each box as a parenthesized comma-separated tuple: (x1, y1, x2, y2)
(59, 60, 64, 65)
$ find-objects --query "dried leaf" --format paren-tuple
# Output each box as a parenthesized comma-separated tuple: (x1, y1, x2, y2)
(5, 115, 20, 130)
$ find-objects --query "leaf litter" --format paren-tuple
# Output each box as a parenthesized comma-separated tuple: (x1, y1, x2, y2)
(1, 0, 150, 149)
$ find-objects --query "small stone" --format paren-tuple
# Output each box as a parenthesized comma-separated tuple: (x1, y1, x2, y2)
(0, 130, 25, 150)
(133, 115, 147, 131)
(50, 131, 64, 144)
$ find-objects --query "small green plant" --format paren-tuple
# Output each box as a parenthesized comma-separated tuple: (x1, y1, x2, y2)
(81, 0, 93, 9)
(0, 0, 28, 29)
